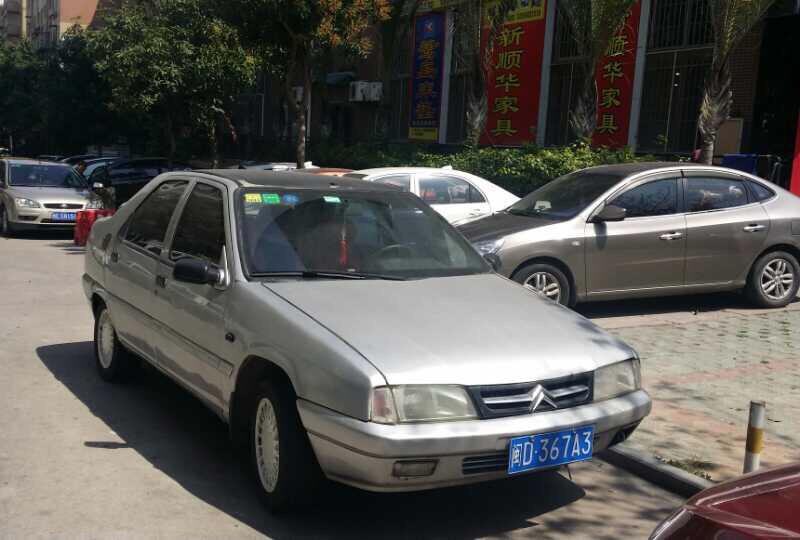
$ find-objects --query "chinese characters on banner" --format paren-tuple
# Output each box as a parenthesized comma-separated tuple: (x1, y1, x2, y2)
(591, 1, 642, 148)
(480, 0, 547, 146)
(409, 13, 445, 141)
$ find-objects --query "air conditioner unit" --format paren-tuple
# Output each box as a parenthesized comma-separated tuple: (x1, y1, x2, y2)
(349, 81, 370, 102)
(368, 82, 383, 102)
(292, 86, 304, 104)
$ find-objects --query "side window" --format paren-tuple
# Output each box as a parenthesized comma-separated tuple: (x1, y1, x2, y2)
(0, 162, 5, 185)
(373, 174, 411, 191)
(686, 177, 749, 212)
(748, 180, 775, 202)
(170, 183, 225, 263)
(124, 181, 188, 255)
(418, 175, 480, 205)
(611, 178, 679, 218)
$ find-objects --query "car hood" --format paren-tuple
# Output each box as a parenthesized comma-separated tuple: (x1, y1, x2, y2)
(263, 273, 635, 386)
(458, 211, 559, 242)
(7, 185, 90, 203)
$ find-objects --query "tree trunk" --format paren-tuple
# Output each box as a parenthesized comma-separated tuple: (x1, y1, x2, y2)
(283, 40, 310, 169)
(697, 57, 732, 165)
(569, 68, 597, 142)
(210, 121, 219, 169)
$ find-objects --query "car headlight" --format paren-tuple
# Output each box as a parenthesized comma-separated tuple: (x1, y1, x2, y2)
(472, 238, 505, 256)
(15, 198, 40, 208)
(85, 198, 104, 209)
(594, 359, 641, 401)
(370, 385, 478, 424)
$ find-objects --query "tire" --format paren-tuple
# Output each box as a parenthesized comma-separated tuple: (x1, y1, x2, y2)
(249, 380, 323, 512)
(746, 250, 800, 308)
(0, 204, 14, 237)
(93, 306, 136, 382)
(513, 262, 572, 306)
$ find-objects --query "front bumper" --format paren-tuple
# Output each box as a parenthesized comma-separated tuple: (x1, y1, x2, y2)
(299, 389, 651, 492)
(10, 206, 84, 228)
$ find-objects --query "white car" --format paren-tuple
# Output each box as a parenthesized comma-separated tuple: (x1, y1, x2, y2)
(346, 167, 519, 224)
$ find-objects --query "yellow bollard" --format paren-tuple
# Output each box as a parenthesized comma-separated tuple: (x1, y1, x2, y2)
(743, 400, 766, 474)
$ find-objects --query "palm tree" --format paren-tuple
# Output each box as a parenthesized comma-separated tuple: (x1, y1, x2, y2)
(697, 0, 775, 164)
(557, 0, 636, 140)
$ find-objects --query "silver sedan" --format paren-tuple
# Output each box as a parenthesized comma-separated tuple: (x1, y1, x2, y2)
(460, 163, 800, 308)
(83, 170, 649, 510)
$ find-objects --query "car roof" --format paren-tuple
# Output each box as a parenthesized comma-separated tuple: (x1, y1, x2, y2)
(195, 169, 401, 192)
(3, 157, 73, 166)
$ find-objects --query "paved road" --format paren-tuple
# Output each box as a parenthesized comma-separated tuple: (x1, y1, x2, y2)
(580, 295, 800, 481)
(0, 233, 679, 539)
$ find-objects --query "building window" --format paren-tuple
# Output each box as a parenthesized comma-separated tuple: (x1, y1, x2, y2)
(637, 0, 713, 153)
(545, 5, 589, 146)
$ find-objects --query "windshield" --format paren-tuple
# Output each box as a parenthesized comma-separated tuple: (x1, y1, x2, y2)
(507, 171, 623, 220)
(9, 163, 87, 189)
(239, 188, 489, 280)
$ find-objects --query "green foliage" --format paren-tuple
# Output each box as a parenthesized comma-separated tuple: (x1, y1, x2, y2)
(88, 0, 258, 157)
(311, 142, 649, 196)
(0, 41, 44, 147)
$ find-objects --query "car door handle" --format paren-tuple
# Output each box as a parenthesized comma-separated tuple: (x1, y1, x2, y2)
(155, 275, 166, 288)
(743, 224, 765, 232)
(659, 232, 683, 241)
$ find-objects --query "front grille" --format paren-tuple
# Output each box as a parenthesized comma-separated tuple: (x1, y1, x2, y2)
(468, 373, 593, 419)
(44, 203, 83, 209)
(462, 452, 507, 475)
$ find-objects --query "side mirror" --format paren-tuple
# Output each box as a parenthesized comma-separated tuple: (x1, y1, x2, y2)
(173, 258, 224, 285)
(592, 204, 626, 223)
(483, 254, 501, 272)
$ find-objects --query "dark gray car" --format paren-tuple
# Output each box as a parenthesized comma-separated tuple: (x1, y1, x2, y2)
(459, 163, 800, 308)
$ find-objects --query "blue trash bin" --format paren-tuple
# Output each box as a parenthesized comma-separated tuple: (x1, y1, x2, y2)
(721, 154, 759, 174)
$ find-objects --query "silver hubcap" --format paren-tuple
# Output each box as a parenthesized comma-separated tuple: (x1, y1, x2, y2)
(761, 258, 795, 301)
(97, 311, 115, 369)
(254, 398, 280, 493)
(524, 272, 562, 302)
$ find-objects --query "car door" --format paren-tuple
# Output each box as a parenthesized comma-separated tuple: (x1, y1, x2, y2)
(416, 173, 490, 223)
(150, 180, 230, 411)
(585, 175, 686, 294)
(105, 180, 189, 360)
(683, 171, 770, 285)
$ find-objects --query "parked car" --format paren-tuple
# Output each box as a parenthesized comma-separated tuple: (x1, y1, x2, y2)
(35, 154, 65, 162)
(83, 169, 650, 510)
(293, 167, 353, 177)
(459, 163, 800, 308)
(238, 161, 319, 171)
(651, 462, 800, 539)
(61, 154, 100, 165)
(346, 167, 520, 225)
(0, 158, 99, 234)
(88, 157, 192, 207)
(80, 157, 117, 179)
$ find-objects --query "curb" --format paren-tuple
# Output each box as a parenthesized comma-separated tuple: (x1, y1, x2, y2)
(599, 445, 714, 499)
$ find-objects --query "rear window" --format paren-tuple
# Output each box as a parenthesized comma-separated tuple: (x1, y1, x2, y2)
(748, 181, 775, 202)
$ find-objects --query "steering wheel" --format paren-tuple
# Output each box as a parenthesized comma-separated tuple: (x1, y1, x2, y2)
(366, 244, 415, 265)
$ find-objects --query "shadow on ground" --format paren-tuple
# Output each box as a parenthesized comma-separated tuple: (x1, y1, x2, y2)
(36, 341, 605, 539)
(576, 292, 798, 319)
(47, 240, 86, 255)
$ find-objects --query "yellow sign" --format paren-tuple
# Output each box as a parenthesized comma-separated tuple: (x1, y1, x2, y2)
(484, 0, 545, 26)
(245, 193, 262, 203)
(409, 127, 439, 141)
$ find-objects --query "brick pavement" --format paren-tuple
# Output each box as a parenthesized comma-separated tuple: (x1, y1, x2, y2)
(585, 296, 800, 482)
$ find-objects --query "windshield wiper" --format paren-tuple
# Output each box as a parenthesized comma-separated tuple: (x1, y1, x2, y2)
(253, 270, 406, 281)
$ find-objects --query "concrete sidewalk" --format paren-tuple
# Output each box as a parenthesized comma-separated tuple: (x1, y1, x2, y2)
(582, 295, 800, 482)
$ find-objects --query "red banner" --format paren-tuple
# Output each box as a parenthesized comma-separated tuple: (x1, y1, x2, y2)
(480, 1, 547, 146)
(790, 112, 800, 196)
(592, 1, 642, 148)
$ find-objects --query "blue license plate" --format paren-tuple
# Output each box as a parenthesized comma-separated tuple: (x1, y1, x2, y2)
(51, 212, 76, 222)
(508, 425, 594, 474)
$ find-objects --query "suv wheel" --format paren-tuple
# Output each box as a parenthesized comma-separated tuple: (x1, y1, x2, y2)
(746, 251, 800, 308)
(249, 380, 322, 512)
(94, 307, 136, 382)
(514, 262, 571, 306)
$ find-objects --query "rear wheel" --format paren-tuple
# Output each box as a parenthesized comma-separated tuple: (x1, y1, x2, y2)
(93, 307, 136, 382)
(249, 380, 323, 512)
(746, 251, 800, 308)
(513, 262, 571, 306)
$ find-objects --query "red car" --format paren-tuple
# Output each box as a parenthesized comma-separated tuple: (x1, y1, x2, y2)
(651, 463, 800, 539)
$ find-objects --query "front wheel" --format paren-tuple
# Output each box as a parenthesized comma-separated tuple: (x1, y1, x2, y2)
(746, 251, 800, 308)
(0, 204, 14, 237)
(249, 380, 323, 512)
(513, 262, 572, 306)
